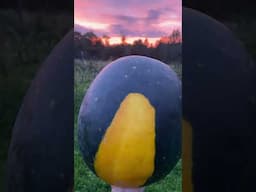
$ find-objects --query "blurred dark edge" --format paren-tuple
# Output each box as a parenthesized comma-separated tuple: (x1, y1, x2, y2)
(1, 0, 72, 11)
(183, 0, 256, 21)
(183, 0, 256, 61)
(183, 1, 256, 192)
(0, 0, 73, 191)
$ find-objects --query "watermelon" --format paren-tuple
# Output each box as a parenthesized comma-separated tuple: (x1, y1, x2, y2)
(183, 7, 255, 192)
(78, 55, 181, 188)
(6, 31, 74, 192)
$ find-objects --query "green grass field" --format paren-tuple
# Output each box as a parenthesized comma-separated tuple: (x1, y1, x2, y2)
(74, 59, 182, 192)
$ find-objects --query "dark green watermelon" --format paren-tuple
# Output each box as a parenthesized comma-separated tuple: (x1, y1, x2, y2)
(6, 31, 74, 192)
(183, 7, 255, 192)
(78, 55, 181, 187)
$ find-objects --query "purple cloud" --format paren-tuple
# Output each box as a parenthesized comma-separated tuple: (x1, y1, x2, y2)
(75, 0, 181, 37)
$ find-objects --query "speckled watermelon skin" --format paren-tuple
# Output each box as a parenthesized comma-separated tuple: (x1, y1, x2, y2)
(78, 55, 181, 186)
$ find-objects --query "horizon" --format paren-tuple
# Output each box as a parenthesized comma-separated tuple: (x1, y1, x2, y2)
(74, 0, 181, 45)
(75, 29, 182, 46)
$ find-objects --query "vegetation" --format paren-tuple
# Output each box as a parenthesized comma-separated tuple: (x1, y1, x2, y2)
(74, 59, 182, 192)
(74, 31, 182, 64)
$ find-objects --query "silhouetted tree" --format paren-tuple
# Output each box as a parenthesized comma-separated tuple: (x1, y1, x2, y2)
(170, 30, 181, 43)
(143, 38, 150, 48)
(121, 35, 127, 45)
(102, 35, 110, 46)
(74, 29, 182, 63)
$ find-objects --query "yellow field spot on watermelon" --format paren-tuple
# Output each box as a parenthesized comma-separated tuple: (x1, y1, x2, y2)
(94, 93, 156, 188)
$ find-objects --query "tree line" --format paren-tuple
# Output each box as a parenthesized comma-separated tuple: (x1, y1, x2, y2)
(74, 31, 182, 64)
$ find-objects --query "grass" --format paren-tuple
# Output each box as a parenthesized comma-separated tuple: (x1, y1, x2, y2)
(74, 59, 182, 192)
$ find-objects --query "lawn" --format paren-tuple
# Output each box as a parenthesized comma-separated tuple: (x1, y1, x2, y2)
(74, 59, 182, 192)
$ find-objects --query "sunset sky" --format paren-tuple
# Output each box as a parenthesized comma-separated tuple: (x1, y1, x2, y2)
(74, 0, 181, 45)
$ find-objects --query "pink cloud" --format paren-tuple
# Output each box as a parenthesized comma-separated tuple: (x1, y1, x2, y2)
(74, 0, 181, 38)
